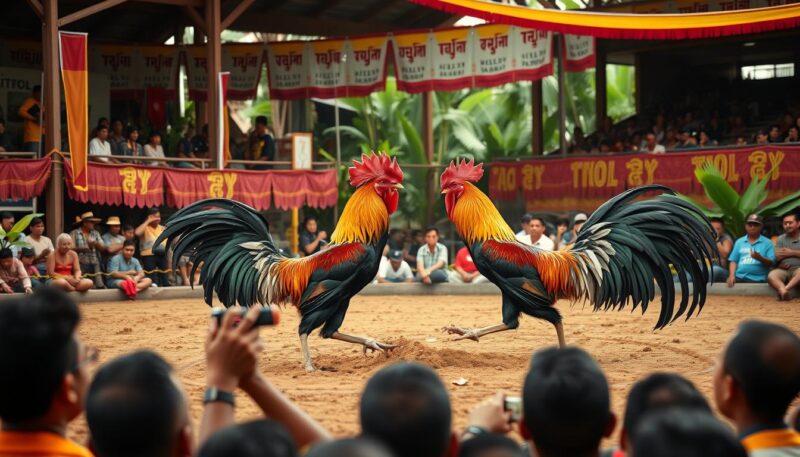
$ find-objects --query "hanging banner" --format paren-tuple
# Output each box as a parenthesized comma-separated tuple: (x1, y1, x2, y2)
(266, 41, 308, 101)
(473, 25, 513, 87)
(345, 36, 390, 97)
(59, 32, 89, 191)
(563, 35, 596, 72)
(0, 40, 43, 70)
(165, 168, 274, 210)
(431, 28, 473, 91)
(64, 161, 166, 208)
(308, 39, 347, 98)
(488, 145, 800, 212)
(90, 44, 138, 95)
(271, 169, 339, 210)
(186, 44, 265, 101)
(0, 157, 51, 201)
(513, 28, 553, 81)
(391, 31, 433, 93)
(139, 45, 179, 94)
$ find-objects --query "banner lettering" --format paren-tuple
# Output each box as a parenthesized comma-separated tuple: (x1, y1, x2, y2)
(563, 35, 596, 72)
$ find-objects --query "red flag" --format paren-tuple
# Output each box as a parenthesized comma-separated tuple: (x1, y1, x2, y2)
(219, 72, 231, 168)
(146, 86, 167, 130)
(59, 32, 89, 190)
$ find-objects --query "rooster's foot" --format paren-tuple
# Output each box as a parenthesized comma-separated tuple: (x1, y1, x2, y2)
(363, 339, 398, 357)
(304, 362, 316, 373)
(442, 325, 480, 342)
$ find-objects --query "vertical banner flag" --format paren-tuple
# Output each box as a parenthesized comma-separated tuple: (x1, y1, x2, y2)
(266, 41, 308, 100)
(222, 44, 265, 99)
(59, 31, 89, 191)
(219, 72, 230, 169)
(308, 39, 346, 98)
(563, 35, 596, 72)
(392, 31, 433, 93)
(473, 24, 513, 87)
(345, 36, 389, 96)
(431, 28, 472, 90)
(513, 28, 553, 81)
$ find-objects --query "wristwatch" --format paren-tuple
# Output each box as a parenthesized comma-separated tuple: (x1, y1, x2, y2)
(203, 387, 235, 406)
(461, 425, 489, 440)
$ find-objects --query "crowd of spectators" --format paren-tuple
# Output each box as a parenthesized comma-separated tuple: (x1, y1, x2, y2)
(0, 287, 798, 457)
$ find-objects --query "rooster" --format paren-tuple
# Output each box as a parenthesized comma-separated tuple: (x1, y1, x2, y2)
(156, 153, 404, 371)
(440, 159, 717, 346)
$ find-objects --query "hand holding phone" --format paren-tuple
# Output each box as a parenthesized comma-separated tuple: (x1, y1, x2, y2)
(211, 305, 281, 327)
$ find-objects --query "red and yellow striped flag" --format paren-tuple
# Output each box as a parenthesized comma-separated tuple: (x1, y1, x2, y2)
(59, 32, 89, 190)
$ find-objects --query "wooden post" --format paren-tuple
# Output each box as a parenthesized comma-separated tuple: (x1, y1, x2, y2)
(595, 40, 607, 134)
(193, 29, 207, 127)
(531, 81, 543, 155)
(205, 0, 222, 169)
(43, 0, 63, 237)
(557, 34, 567, 156)
(422, 91, 435, 226)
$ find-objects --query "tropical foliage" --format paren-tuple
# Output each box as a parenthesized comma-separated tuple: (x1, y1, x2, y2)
(0, 213, 42, 250)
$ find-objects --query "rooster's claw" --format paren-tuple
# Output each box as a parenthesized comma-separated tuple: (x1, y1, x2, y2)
(442, 325, 480, 342)
(363, 339, 398, 357)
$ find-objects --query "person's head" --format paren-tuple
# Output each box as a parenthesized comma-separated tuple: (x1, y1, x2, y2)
(78, 212, 101, 231)
(126, 126, 139, 142)
(255, 115, 268, 135)
(698, 130, 710, 145)
(87, 350, 192, 457)
(360, 362, 453, 457)
(121, 240, 137, 261)
(769, 124, 781, 139)
(29, 217, 45, 236)
(147, 207, 161, 226)
(755, 130, 768, 144)
(782, 212, 799, 237)
(713, 320, 800, 427)
(0, 288, 88, 426)
(424, 226, 439, 248)
(122, 224, 135, 240)
(621, 373, 711, 451)
(787, 126, 799, 140)
(710, 217, 725, 237)
(630, 409, 746, 457)
(32, 84, 41, 100)
(1, 211, 14, 231)
(458, 434, 525, 457)
(556, 218, 568, 232)
(520, 213, 533, 232)
(56, 233, 73, 253)
(96, 125, 109, 141)
(149, 131, 161, 146)
(20, 247, 35, 267)
(573, 213, 587, 232)
(112, 119, 123, 135)
(645, 133, 656, 147)
(98, 117, 110, 129)
(306, 438, 393, 457)
(680, 130, 691, 142)
(198, 420, 296, 457)
(743, 213, 763, 237)
(528, 217, 545, 241)
(522, 347, 615, 457)
(303, 216, 318, 234)
(389, 249, 403, 269)
(735, 136, 747, 146)
(0, 248, 14, 269)
(412, 229, 424, 244)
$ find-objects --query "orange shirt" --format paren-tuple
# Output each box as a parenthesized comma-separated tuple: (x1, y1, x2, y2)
(17, 97, 42, 143)
(0, 430, 94, 457)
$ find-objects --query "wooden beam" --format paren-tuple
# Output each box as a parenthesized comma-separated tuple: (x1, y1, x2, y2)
(228, 12, 399, 35)
(58, 0, 128, 27)
(557, 34, 567, 156)
(531, 81, 543, 155)
(422, 92, 436, 225)
(206, 0, 222, 169)
(220, 0, 254, 30)
(309, 0, 347, 18)
(184, 5, 207, 34)
(26, 0, 43, 19)
(43, 0, 64, 238)
(135, 0, 203, 6)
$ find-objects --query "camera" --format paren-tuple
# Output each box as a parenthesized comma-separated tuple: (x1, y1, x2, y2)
(211, 306, 280, 326)
(504, 396, 522, 422)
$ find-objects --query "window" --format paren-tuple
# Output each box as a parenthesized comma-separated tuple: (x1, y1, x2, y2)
(741, 63, 795, 80)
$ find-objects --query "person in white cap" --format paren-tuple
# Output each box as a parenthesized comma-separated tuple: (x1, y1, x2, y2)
(559, 213, 588, 251)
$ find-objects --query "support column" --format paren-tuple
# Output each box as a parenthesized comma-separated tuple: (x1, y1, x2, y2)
(422, 91, 435, 225)
(531, 81, 543, 155)
(205, 0, 222, 169)
(595, 41, 607, 135)
(43, 0, 63, 236)
(557, 34, 567, 156)
(193, 29, 207, 133)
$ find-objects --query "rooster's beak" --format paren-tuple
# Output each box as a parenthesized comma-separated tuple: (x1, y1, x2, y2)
(393, 183, 404, 189)
(441, 188, 449, 194)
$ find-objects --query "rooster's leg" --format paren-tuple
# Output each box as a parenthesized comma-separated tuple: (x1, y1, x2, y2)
(554, 322, 566, 348)
(329, 331, 398, 357)
(443, 323, 511, 342)
(300, 333, 315, 372)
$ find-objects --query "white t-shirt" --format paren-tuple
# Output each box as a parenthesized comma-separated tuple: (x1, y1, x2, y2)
(379, 259, 413, 281)
(645, 144, 666, 153)
(516, 233, 532, 245)
(530, 234, 555, 251)
(89, 138, 112, 162)
(143, 144, 166, 166)
(27, 235, 54, 257)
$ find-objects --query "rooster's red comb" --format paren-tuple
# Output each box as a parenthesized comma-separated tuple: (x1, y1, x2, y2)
(440, 158, 484, 190)
(349, 152, 403, 188)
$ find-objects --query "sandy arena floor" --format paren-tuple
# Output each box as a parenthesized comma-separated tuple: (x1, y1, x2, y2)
(71, 294, 800, 445)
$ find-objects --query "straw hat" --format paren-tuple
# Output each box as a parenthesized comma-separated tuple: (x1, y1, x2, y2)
(106, 216, 121, 226)
(74, 211, 102, 226)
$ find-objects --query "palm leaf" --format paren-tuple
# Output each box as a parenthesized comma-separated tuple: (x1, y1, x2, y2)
(739, 168, 773, 217)
(759, 189, 800, 217)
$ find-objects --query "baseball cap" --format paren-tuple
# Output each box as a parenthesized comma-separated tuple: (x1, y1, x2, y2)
(388, 250, 402, 261)
(573, 213, 588, 223)
(745, 214, 763, 225)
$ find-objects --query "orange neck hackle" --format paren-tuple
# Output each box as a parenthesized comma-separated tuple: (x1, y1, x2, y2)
(329, 185, 389, 245)
(450, 183, 516, 245)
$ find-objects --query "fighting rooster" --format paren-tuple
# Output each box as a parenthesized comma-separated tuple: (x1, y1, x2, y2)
(156, 153, 403, 371)
(440, 159, 716, 346)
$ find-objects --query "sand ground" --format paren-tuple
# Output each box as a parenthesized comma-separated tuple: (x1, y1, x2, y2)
(72, 294, 800, 446)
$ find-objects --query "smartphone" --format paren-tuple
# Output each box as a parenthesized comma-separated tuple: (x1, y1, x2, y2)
(211, 306, 280, 326)
(504, 396, 522, 422)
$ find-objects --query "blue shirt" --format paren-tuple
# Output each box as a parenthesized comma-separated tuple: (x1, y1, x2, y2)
(728, 235, 775, 282)
(108, 254, 142, 274)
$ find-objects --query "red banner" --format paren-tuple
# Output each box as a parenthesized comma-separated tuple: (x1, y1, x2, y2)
(64, 161, 166, 208)
(0, 157, 51, 201)
(271, 170, 339, 210)
(59, 32, 89, 191)
(164, 168, 273, 210)
(489, 146, 800, 212)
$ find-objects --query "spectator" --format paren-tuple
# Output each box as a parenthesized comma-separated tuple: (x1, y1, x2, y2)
(515, 213, 533, 241)
(89, 125, 117, 164)
(560, 213, 587, 249)
(1, 211, 27, 258)
(109, 119, 125, 154)
(768, 124, 784, 143)
(178, 253, 200, 287)
(122, 223, 136, 243)
(86, 350, 192, 457)
(306, 438, 393, 457)
(143, 130, 166, 167)
(388, 228, 406, 251)
(101, 216, 125, 267)
(459, 434, 525, 457)
(617, 372, 711, 454)
(119, 126, 143, 160)
(19, 247, 41, 289)
(403, 229, 424, 265)
(697, 130, 717, 148)
(248, 115, 276, 169)
(360, 362, 455, 457)
(96, 117, 110, 130)
(17, 85, 41, 154)
(0, 248, 32, 294)
(551, 218, 569, 247)
(0, 288, 95, 457)
(0, 119, 14, 151)
(713, 320, 800, 455)
(198, 421, 298, 457)
(642, 133, 665, 153)
(755, 129, 769, 145)
(630, 410, 746, 457)
(710, 218, 733, 283)
(768, 211, 800, 300)
(450, 246, 487, 284)
(526, 217, 555, 251)
(663, 128, 679, 150)
(675, 130, 698, 149)
(27, 217, 53, 274)
(176, 125, 198, 168)
(727, 214, 775, 287)
(378, 249, 413, 283)
(785, 126, 799, 143)
(47, 233, 94, 292)
(70, 211, 106, 289)
(735, 135, 748, 146)
(299, 216, 327, 256)
(107, 240, 152, 299)
(192, 124, 210, 159)
(416, 226, 448, 284)
(522, 347, 616, 457)
(135, 207, 168, 287)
